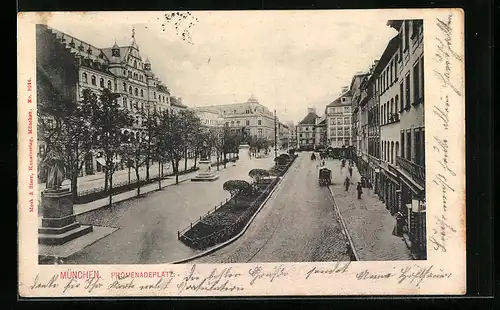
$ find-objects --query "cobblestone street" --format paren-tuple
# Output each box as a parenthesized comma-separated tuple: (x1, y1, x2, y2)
(326, 159, 413, 261)
(193, 152, 351, 264)
(63, 155, 274, 264)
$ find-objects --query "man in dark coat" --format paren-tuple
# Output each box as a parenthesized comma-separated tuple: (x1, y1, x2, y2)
(344, 177, 350, 192)
(356, 182, 363, 199)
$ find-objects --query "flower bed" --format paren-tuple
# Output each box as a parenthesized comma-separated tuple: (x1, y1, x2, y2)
(178, 154, 297, 250)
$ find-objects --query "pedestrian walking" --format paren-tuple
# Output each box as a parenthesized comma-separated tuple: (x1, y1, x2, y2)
(348, 166, 353, 177)
(392, 211, 405, 237)
(344, 177, 350, 192)
(356, 182, 363, 199)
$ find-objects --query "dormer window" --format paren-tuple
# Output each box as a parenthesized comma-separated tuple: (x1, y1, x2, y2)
(78, 44, 84, 51)
(341, 97, 346, 103)
(69, 39, 75, 48)
(81, 72, 88, 84)
(91, 75, 96, 85)
(99, 78, 104, 88)
(112, 48, 120, 57)
(140, 89, 144, 97)
(107, 80, 112, 89)
(87, 47, 93, 54)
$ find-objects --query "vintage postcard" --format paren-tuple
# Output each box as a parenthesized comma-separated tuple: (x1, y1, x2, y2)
(18, 9, 466, 297)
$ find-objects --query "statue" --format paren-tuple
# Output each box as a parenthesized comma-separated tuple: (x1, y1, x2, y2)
(44, 148, 65, 190)
(200, 141, 209, 161)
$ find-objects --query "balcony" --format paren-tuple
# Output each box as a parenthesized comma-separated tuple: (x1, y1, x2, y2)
(396, 156, 425, 186)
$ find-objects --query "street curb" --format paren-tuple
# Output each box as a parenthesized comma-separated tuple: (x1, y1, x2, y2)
(75, 177, 191, 216)
(327, 186, 360, 261)
(168, 156, 298, 264)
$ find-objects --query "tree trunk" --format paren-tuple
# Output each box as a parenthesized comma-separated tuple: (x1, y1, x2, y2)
(146, 156, 150, 181)
(223, 152, 227, 168)
(135, 169, 141, 197)
(104, 169, 109, 191)
(71, 171, 78, 201)
(194, 151, 198, 168)
(108, 172, 113, 207)
(184, 148, 188, 172)
(128, 166, 131, 184)
(158, 160, 162, 190)
(175, 160, 180, 184)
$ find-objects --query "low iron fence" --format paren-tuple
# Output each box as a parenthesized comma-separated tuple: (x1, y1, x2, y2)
(178, 155, 297, 250)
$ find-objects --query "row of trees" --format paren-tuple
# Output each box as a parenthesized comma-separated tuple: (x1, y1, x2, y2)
(39, 88, 241, 205)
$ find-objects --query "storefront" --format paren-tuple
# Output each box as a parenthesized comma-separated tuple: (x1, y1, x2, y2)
(379, 163, 400, 215)
(398, 173, 426, 259)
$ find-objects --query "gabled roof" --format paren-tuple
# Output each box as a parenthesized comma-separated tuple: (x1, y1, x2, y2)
(326, 90, 352, 107)
(298, 112, 319, 125)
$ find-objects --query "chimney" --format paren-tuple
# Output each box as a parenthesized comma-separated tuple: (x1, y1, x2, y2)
(307, 107, 316, 114)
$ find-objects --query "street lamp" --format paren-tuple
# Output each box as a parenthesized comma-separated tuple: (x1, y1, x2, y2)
(274, 110, 278, 165)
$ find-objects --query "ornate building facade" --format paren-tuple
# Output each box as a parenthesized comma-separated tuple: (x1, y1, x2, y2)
(36, 24, 174, 181)
(325, 88, 353, 148)
(197, 96, 278, 143)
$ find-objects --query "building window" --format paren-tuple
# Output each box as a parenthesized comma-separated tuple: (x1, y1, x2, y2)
(344, 107, 350, 113)
(341, 97, 346, 103)
(258, 128, 263, 137)
(391, 141, 394, 164)
(129, 86, 133, 94)
(404, 21, 410, 51)
(405, 74, 411, 110)
(420, 56, 425, 102)
(153, 92, 156, 99)
(140, 89, 144, 97)
(134, 88, 138, 96)
(390, 61, 393, 83)
(107, 80, 112, 89)
(258, 120, 262, 125)
(123, 82, 126, 91)
(395, 54, 399, 78)
(99, 78, 104, 88)
(406, 130, 412, 161)
(400, 131, 405, 159)
(414, 127, 425, 166)
(390, 98, 394, 119)
(82, 72, 88, 84)
(246, 120, 250, 126)
(134, 60, 137, 68)
(91, 75, 96, 85)
(413, 62, 420, 105)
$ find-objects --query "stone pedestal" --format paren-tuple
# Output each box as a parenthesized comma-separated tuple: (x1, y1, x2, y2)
(38, 188, 93, 246)
(191, 160, 219, 182)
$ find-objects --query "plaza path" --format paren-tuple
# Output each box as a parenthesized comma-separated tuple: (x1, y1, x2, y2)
(193, 152, 351, 263)
(64, 154, 275, 264)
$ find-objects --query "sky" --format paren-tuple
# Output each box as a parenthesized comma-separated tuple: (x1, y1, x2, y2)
(46, 11, 398, 124)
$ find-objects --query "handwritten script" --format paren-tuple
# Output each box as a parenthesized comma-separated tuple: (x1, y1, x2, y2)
(431, 12, 462, 253)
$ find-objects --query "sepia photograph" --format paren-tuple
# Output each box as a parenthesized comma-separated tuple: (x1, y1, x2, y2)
(19, 9, 465, 297)
(35, 15, 426, 265)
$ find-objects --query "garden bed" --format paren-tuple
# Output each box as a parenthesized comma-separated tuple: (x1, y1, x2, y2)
(178, 155, 297, 250)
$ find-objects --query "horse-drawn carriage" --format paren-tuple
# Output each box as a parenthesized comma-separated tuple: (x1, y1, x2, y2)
(318, 168, 332, 186)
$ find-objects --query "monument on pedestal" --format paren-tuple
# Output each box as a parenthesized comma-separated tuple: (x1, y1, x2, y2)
(38, 149, 93, 246)
(191, 142, 219, 182)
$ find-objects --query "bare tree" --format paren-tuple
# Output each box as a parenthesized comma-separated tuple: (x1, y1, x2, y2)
(90, 88, 133, 207)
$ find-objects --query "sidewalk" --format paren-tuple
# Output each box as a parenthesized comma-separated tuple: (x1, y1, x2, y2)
(38, 155, 222, 194)
(72, 171, 193, 216)
(325, 159, 413, 261)
(71, 156, 234, 216)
